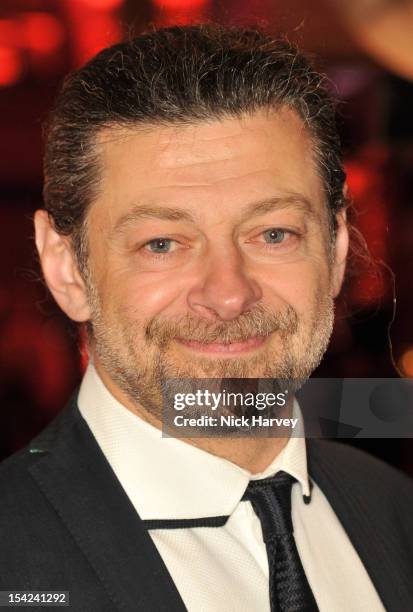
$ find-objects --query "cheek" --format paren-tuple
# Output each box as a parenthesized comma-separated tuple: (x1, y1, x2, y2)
(104, 272, 188, 323)
(261, 259, 331, 318)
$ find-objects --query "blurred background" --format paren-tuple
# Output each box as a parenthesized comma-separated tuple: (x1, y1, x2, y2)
(0, 0, 412, 474)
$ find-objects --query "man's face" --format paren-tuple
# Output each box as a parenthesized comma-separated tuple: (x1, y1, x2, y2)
(78, 108, 347, 418)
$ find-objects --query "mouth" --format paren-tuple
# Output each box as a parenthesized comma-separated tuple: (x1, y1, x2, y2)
(174, 335, 269, 355)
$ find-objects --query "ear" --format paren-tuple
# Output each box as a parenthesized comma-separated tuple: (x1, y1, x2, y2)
(331, 207, 349, 298)
(34, 210, 91, 322)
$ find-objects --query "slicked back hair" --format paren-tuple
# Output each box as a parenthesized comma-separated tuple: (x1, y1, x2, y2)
(43, 23, 346, 275)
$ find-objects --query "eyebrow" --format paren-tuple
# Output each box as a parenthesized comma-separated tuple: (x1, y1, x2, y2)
(112, 194, 317, 236)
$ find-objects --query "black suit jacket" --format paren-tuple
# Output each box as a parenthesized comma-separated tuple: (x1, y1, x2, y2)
(1, 394, 413, 611)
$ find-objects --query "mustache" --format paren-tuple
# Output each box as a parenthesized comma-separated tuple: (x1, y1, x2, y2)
(145, 303, 299, 346)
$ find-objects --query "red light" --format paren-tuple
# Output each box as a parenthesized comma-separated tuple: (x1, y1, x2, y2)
(63, 0, 122, 66)
(0, 47, 22, 87)
(345, 155, 388, 305)
(400, 349, 413, 378)
(153, 0, 210, 25)
(0, 19, 17, 47)
(153, 0, 208, 8)
(78, 0, 123, 8)
(23, 13, 65, 54)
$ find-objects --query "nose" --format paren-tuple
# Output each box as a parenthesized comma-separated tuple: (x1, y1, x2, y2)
(186, 246, 262, 321)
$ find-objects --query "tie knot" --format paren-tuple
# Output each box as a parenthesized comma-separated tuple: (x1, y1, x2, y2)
(242, 470, 297, 541)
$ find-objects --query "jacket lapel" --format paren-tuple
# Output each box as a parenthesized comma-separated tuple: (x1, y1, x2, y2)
(28, 397, 187, 612)
(307, 439, 413, 611)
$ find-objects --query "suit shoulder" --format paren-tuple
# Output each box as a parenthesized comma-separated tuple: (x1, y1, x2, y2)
(0, 444, 43, 507)
(0, 443, 32, 480)
(0, 401, 77, 514)
(308, 438, 413, 500)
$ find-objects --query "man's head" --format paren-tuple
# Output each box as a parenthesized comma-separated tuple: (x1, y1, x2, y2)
(35, 24, 349, 420)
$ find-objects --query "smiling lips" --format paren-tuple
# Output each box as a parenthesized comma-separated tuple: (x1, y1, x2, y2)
(175, 335, 268, 354)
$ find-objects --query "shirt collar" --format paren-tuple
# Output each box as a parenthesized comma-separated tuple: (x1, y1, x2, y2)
(78, 363, 311, 520)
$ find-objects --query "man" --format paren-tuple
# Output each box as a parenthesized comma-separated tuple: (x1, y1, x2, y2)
(1, 24, 412, 612)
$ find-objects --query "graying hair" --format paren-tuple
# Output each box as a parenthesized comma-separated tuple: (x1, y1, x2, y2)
(43, 23, 347, 274)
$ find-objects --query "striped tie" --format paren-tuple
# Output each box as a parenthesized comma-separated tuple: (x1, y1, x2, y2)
(242, 470, 318, 612)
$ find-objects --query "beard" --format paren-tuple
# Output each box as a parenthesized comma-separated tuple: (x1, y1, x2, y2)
(84, 274, 334, 422)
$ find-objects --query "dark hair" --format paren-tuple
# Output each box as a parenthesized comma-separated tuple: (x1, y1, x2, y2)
(43, 23, 346, 272)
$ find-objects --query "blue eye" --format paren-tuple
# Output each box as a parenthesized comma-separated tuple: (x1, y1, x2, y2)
(263, 229, 285, 244)
(146, 238, 173, 253)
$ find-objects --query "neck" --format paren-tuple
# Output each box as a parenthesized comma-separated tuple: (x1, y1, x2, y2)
(183, 436, 289, 474)
(93, 359, 290, 474)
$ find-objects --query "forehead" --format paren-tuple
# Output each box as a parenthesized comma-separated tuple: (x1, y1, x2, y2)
(90, 107, 326, 229)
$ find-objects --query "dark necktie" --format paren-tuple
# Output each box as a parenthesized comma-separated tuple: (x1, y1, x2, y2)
(242, 470, 318, 612)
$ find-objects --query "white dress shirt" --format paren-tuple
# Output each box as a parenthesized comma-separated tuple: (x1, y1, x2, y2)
(78, 363, 385, 612)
